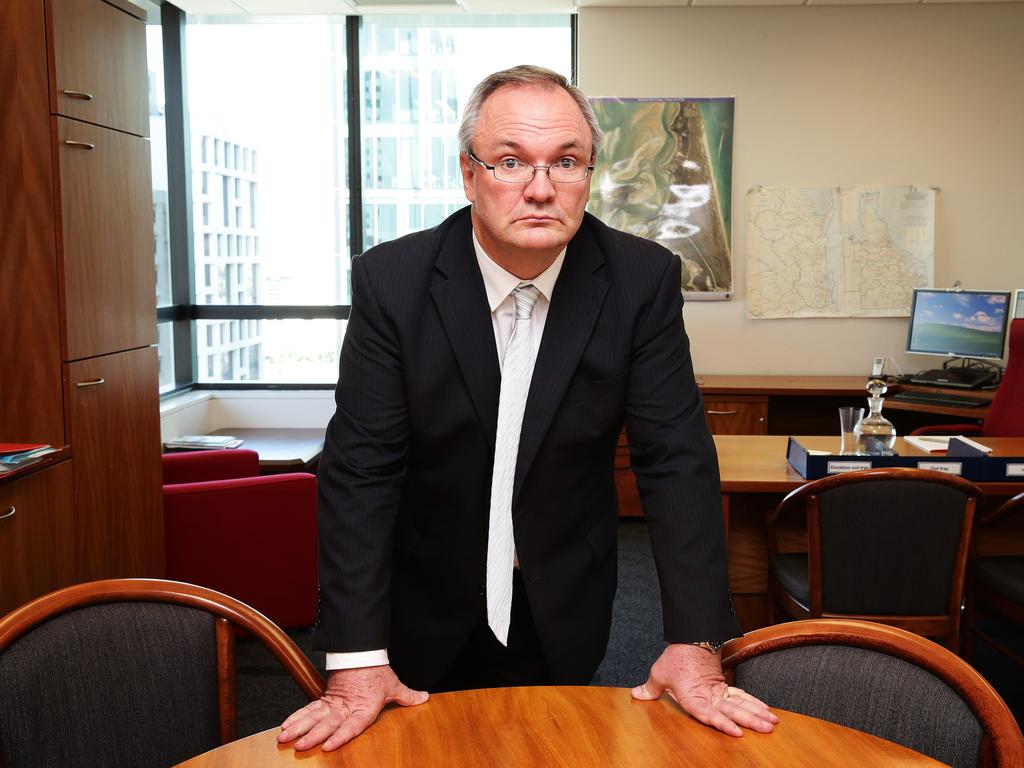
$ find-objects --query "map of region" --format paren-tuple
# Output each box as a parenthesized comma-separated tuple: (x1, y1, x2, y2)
(746, 185, 934, 318)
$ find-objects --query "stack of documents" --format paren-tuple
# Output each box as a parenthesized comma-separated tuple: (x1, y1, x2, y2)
(903, 435, 992, 454)
(163, 434, 243, 450)
(0, 443, 58, 473)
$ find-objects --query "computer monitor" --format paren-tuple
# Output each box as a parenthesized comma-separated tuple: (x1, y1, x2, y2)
(907, 288, 1010, 360)
(905, 288, 1010, 388)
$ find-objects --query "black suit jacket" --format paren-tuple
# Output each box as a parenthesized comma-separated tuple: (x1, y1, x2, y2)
(313, 207, 738, 689)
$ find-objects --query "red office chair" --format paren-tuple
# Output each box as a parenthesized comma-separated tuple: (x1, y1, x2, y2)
(162, 450, 318, 628)
(911, 319, 1024, 437)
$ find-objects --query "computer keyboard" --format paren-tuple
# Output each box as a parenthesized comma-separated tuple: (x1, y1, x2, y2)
(889, 391, 987, 408)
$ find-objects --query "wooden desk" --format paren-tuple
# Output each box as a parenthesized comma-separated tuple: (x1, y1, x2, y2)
(717, 435, 1024, 630)
(616, 376, 995, 516)
(208, 428, 324, 474)
(174, 686, 943, 767)
(715, 435, 1024, 496)
(697, 375, 992, 431)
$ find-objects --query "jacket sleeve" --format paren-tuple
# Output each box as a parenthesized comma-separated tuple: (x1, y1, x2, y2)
(312, 253, 409, 653)
(624, 254, 739, 643)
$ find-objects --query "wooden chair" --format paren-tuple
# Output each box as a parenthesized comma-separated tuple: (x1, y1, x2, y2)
(966, 490, 1024, 666)
(766, 467, 981, 650)
(722, 619, 1024, 768)
(0, 579, 325, 768)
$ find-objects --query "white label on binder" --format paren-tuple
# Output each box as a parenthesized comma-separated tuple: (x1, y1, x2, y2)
(827, 461, 872, 474)
(918, 461, 963, 475)
(1007, 464, 1024, 477)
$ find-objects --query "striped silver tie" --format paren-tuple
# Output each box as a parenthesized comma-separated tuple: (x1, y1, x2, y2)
(486, 284, 541, 645)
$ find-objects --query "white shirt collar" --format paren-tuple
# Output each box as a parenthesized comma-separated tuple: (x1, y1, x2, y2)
(472, 230, 566, 312)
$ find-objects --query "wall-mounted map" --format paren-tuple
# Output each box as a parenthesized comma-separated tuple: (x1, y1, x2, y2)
(746, 185, 935, 319)
(588, 98, 735, 299)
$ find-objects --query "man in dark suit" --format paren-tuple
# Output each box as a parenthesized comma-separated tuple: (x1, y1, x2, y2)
(280, 65, 776, 752)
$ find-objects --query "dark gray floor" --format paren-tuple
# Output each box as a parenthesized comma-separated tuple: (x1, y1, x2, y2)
(235, 519, 1023, 737)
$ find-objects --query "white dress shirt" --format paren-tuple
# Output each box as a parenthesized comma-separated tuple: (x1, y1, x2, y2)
(325, 233, 566, 671)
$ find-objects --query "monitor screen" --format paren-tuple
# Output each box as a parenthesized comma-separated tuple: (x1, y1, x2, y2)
(906, 288, 1011, 359)
(1014, 288, 1024, 320)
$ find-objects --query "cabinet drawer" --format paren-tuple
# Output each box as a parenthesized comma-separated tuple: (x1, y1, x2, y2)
(48, 0, 148, 136)
(66, 347, 163, 580)
(0, 461, 76, 616)
(56, 117, 155, 360)
(703, 397, 769, 435)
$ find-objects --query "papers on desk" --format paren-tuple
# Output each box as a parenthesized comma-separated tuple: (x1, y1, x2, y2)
(0, 443, 58, 473)
(163, 434, 243, 450)
(904, 435, 992, 454)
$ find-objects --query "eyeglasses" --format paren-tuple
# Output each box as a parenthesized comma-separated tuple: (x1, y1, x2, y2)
(468, 152, 594, 184)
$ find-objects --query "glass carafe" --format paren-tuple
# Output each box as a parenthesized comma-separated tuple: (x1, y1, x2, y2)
(854, 378, 897, 456)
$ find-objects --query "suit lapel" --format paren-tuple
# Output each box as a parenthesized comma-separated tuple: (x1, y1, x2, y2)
(430, 214, 501, 450)
(514, 224, 609, 504)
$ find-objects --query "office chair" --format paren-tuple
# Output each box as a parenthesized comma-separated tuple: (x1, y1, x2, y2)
(721, 619, 1024, 768)
(0, 578, 325, 768)
(162, 450, 318, 628)
(766, 467, 981, 650)
(911, 318, 1024, 437)
(965, 490, 1024, 668)
(162, 447, 262, 483)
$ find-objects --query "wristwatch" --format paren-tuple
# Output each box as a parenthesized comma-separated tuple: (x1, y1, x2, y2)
(690, 640, 724, 653)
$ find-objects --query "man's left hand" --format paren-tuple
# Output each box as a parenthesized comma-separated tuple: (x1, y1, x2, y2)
(631, 643, 778, 737)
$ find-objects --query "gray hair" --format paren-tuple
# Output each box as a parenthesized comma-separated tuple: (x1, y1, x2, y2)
(457, 65, 604, 160)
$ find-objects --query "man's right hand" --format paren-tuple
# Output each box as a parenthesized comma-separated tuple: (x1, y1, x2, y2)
(278, 665, 429, 752)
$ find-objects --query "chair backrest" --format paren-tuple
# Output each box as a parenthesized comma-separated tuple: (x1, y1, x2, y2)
(162, 449, 261, 484)
(0, 579, 324, 768)
(773, 468, 979, 617)
(162, 473, 319, 628)
(985, 319, 1024, 437)
(722, 619, 1024, 768)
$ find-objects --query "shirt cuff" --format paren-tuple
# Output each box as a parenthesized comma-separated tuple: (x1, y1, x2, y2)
(325, 649, 390, 670)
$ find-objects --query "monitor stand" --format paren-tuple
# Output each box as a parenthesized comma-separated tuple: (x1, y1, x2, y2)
(908, 367, 996, 389)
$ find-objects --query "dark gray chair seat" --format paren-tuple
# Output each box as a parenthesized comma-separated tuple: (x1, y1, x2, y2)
(0, 579, 324, 768)
(769, 553, 809, 605)
(974, 557, 1024, 607)
(967, 492, 1024, 668)
(722, 619, 1024, 768)
(765, 468, 981, 649)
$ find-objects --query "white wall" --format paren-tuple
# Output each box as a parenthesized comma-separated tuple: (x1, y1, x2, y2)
(579, 3, 1024, 376)
(159, 390, 335, 442)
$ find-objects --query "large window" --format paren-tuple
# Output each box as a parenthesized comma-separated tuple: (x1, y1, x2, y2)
(155, 12, 572, 389)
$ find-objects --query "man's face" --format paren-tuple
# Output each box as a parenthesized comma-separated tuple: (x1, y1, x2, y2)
(461, 83, 593, 274)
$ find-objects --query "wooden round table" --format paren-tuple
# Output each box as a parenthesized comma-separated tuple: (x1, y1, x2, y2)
(175, 686, 944, 767)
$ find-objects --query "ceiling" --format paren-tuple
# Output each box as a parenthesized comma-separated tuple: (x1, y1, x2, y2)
(172, 0, 1022, 17)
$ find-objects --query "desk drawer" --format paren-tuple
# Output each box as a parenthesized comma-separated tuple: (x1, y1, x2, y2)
(704, 397, 769, 435)
(0, 461, 76, 615)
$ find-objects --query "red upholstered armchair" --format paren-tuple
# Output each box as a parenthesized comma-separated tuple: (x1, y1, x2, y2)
(911, 319, 1024, 437)
(162, 450, 318, 628)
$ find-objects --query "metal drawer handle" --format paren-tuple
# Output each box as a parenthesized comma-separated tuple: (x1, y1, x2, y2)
(63, 140, 95, 150)
(706, 410, 739, 416)
(76, 377, 106, 388)
(62, 89, 94, 101)
(0, 507, 14, 521)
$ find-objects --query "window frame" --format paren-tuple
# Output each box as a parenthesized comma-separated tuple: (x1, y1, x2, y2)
(155, 9, 578, 396)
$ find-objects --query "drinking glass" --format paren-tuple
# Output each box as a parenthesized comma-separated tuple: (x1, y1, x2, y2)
(838, 407, 864, 455)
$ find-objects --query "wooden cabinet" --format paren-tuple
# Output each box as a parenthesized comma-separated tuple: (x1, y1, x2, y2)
(0, 0, 162, 616)
(0, 463, 76, 616)
(56, 117, 156, 360)
(47, 0, 148, 137)
(703, 396, 769, 435)
(66, 348, 163, 580)
(0, 0, 65, 447)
